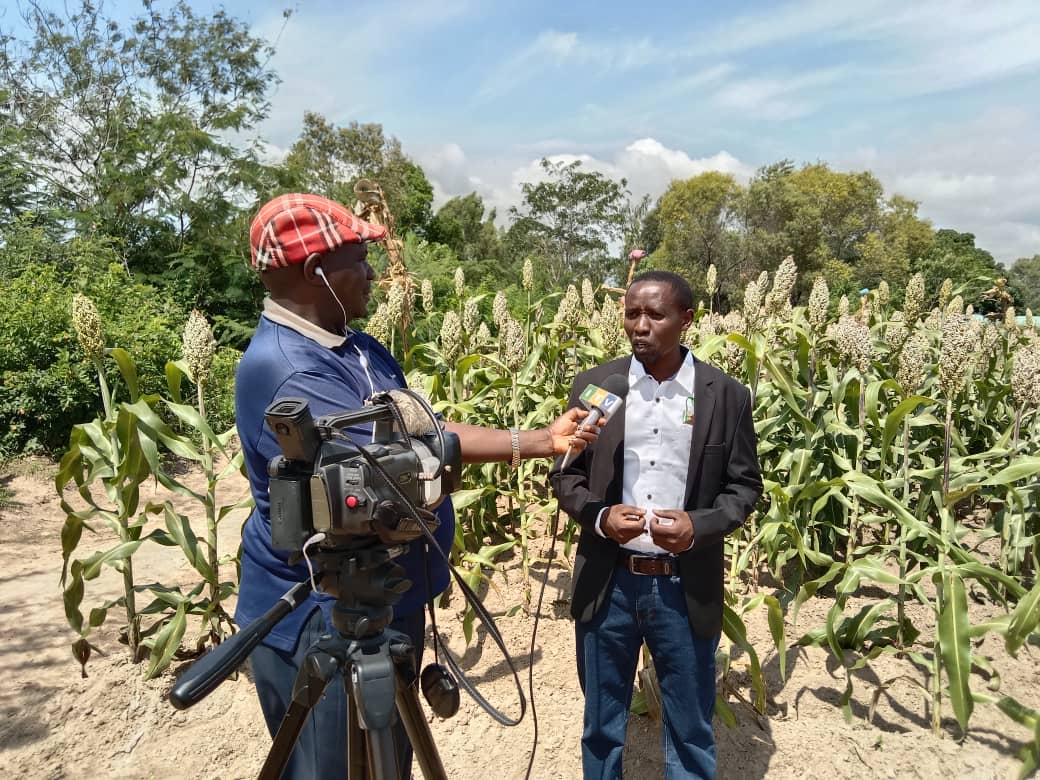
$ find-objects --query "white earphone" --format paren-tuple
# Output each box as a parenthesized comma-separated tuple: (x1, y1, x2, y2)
(312, 263, 347, 334)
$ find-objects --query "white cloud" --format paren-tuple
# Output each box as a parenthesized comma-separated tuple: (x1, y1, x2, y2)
(415, 138, 754, 226)
(476, 29, 656, 101)
(710, 66, 849, 121)
(415, 143, 485, 207)
(842, 107, 1040, 263)
(616, 139, 754, 196)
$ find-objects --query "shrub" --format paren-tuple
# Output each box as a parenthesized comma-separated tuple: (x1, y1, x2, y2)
(0, 261, 187, 455)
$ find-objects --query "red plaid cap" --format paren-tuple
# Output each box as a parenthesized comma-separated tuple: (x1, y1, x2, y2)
(249, 193, 387, 270)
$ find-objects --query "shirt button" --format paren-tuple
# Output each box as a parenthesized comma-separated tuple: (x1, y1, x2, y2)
(647, 494, 652, 500)
(655, 398, 660, 403)
(653, 428, 658, 434)
(650, 460, 655, 466)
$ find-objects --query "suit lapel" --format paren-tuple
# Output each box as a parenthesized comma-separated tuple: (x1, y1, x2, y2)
(592, 357, 630, 501)
(684, 359, 715, 507)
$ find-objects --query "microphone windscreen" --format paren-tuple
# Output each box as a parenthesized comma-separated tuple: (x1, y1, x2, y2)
(600, 373, 630, 399)
(385, 389, 437, 436)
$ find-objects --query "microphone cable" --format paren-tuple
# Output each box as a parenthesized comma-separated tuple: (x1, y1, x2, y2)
(523, 482, 569, 780)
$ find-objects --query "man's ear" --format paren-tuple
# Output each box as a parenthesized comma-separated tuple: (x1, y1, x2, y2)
(681, 308, 695, 330)
(302, 253, 325, 285)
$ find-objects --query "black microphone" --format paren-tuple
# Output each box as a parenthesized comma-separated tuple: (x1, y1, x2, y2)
(560, 373, 629, 469)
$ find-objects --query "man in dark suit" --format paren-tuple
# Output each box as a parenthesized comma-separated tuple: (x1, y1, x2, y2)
(551, 270, 762, 779)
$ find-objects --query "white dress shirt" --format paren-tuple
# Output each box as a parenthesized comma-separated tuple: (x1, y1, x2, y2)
(596, 350, 696, 555)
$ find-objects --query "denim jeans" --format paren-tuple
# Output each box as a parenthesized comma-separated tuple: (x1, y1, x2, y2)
(576, 567, 719, 779)
(249, 607, 425, 780)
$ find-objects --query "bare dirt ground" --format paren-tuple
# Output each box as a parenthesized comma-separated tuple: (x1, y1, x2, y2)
(1, 458, 1037, 779)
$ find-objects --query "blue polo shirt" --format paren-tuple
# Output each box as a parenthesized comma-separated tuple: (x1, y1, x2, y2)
(234, 300, 454, 652)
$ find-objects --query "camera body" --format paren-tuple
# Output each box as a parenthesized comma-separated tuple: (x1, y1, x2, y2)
(264, 396, 461, 550)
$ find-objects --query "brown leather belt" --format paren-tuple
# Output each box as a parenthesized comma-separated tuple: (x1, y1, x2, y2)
(617, 548, 677, 576)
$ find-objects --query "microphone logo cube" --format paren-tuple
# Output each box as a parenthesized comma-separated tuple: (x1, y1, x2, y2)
(580, 385, 623, 418)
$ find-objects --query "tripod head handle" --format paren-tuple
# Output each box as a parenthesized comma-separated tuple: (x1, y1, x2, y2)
(169, 582, 311, 710)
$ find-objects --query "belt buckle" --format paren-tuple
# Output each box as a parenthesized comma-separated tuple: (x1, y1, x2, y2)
(627, 553, 655, 575)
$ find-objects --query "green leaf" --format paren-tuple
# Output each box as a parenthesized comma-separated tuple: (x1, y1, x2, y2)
(80, 540, 146, 579)
(107, 348, 140, 402)
(1006, 579, 1040, 655)
(163, 505, 215, 583)
(450, 486, 492, 511)
(938, 571, 973, 734)
(881, 394, 935, 458)
(165, 359, 187, 403)
(722, 602, 766, 713)
(144, 603, 188, 679)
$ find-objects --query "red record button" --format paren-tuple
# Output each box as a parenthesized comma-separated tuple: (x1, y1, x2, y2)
(345, 495, 359, 509)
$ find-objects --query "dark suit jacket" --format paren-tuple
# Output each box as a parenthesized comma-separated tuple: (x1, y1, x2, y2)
(550, 352, 763, 639)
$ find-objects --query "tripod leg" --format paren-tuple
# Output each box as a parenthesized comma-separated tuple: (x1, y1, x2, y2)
(395, 671, 447, 780)
(346, 674, 401, 780)
(347, 692, 367, 778)
(348, 646, 403, 779)
(258, 650, 341, 780)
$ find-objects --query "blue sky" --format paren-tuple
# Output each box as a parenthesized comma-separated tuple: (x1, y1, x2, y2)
(9, 0, 1040, 263)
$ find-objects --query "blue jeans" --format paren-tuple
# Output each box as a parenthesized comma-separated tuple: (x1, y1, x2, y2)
(576, 567, 719, 779)
(249, 607, 425, 780)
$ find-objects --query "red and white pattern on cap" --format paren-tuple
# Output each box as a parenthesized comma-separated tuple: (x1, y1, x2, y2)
(249, 193, 387, 270)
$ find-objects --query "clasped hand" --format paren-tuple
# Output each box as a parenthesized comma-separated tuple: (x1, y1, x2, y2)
(602, 505, 694, 554)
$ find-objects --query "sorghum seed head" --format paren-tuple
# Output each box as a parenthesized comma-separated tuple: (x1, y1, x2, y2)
(440, 311, 462, 363)
(522, 258, 535, 291)
(366, 303, 391, 344)
(492, 291, 509, 326)
(1011, 341, 1040, 407)
(182, 309, 216, 386)
(938, 278, 953, 310)
(897, 331, 929, 394)
(938, 313, 977, 397)
(581, 278, 596, 312)
(499, 316, 526, 371)
(904, 273, 925, 324)
(454, 267, 465, 299)
(71, 293, 105, 361)
(706, 264, 718, 296)
(421, 278, 434, 313)
(877, 280, 890, 308)
(808, 277, 829, 332)
(463, 297, 480, 334)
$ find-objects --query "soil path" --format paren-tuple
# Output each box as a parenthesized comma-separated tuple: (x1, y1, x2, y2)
(0, 459, 1036, 779)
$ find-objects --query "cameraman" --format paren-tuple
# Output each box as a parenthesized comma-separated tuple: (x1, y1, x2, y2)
(235, 193, 597, 779)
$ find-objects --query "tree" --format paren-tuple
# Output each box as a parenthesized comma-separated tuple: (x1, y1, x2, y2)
(655, 172, 743, 305)
(913, 230, 1005, 312)
(1008, 255, 1040, 311)
(426, 192, 503, 284)
(0, 0, 277, 332)
(507, 158, 629, 288)
(283, 113, 434, 236)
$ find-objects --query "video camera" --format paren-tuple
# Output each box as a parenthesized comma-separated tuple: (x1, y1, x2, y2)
(264, 390, 462, 550)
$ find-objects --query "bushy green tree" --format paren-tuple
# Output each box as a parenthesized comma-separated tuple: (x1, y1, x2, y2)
(427, 192, 503, 284)
(1009, 255, 1040, 311)
(283, 113, 435, 236)
(655, 171, 743, 304)
(913, 230, 1006, 312)
(0, 0, 276, 332)
(507, 158, 629, 288)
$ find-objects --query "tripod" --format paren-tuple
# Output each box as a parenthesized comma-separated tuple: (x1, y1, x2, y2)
(258, 540, 448, 780)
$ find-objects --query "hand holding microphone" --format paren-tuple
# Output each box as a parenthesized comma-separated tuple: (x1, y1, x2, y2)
(560, 374, 629, 469)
